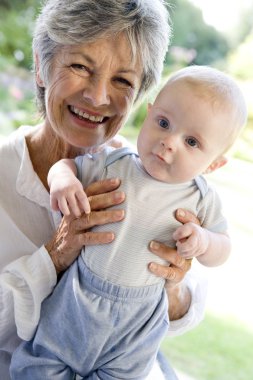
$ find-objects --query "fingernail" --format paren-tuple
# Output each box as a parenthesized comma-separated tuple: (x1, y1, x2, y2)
(115, 210, 125, 219)
(149, 262, 157, 271)
(177, 209, 185, 217)
(105, 232, 114, 242)
(150, 241, 160, 250)
(110, 178, 120, 185)
(115, 191, 125, 201)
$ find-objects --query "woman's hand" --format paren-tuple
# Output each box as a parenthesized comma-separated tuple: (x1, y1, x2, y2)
(46, 178, 125, 274)
(148, 208, 201, 320)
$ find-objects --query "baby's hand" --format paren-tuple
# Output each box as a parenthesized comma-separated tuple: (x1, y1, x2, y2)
(50, 174, 90, 217)
(173, 222, 209, 259)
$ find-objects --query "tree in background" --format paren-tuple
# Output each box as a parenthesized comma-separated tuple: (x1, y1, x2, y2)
(0, 0, 40, 69)
(227, 3, 253, 48)
(166, 0, 229, 66)
(228, 30, 253, 80)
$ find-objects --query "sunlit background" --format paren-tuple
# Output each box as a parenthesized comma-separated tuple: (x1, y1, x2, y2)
(190, 0, 252, 31)
(0, 1, 252, 379)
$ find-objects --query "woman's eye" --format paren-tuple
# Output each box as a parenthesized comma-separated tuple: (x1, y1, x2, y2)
(186, 137, 199, 148)
(116, 77, 133, 87)
(71, 64, 89, 72)
(158, 118, 170, 129)
(71, 64, 85, 70)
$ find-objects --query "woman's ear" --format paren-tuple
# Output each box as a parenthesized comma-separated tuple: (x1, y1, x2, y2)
(35, 53, 44, 87)
(204, 156, 228, 174)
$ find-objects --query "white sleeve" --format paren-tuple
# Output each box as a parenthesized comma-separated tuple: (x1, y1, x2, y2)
(0, 246, 57, 344)
(167, 267, 208, 336)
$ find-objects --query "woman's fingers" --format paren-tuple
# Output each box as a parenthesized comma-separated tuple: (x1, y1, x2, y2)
(76, 231, 115, 246)
(46, 178, 126, 274)
(46, 202, 125, 274)
(85, 178, 125, 211)
(150, 264, 186, 283)
(149, 241, 184, 266)
(147, 211, 200, 294)
(46, 212, 119, 274)
(85, 178, 121, 197)
(148, 258, 192, 283)
(74, 208, 125, 231)
(148, 240, 192, 284)
(88, 190, 125, 211)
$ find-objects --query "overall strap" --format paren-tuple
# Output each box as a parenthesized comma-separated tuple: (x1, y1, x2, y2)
(194, 175, 209, 198)
(105, 147, 139, 168)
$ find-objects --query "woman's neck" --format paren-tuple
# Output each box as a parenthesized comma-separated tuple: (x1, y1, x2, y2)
(25, 123, 84, 191)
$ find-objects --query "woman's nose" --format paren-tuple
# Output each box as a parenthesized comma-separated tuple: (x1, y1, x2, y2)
(82, 77, 110, 106)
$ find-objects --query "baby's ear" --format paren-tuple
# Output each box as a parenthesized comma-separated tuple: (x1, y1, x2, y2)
(204, 156, 228, 174)
(147, 103, 153, 112)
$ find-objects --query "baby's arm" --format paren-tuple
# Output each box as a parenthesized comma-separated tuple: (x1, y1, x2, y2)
(48, 159, 90, 217)
(173, 222, 231, 267)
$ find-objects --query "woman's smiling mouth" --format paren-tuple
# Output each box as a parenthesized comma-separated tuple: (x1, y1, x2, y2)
(69, 105, 109, 124)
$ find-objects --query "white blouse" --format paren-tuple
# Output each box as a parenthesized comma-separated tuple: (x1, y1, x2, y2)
(0, 126, 207, 379)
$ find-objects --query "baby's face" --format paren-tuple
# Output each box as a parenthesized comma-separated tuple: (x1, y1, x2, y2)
(137, 80, 230, 183)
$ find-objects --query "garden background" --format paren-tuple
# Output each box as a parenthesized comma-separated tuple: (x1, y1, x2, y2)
(0, 1, 253, 379)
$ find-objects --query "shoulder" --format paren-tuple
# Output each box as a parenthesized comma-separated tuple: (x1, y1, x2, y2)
(194, 175, 219, 200)
(194, 175, 209, 197)
(0, 126, 33, 154)
(195, 175, 223, 212)
(105, 146, 138, 167)
(75, 146, 115, 168)
(0, 126, 35, 181)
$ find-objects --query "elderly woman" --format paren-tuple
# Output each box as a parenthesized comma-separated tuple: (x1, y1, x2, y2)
(0, 0, 206, 379)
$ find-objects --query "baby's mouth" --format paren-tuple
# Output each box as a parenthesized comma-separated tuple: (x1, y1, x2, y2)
(155, 153, 166, 162)
(69, 106, 109, 123)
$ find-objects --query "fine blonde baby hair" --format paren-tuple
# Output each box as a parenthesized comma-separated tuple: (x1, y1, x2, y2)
(166, 65, 248, 151)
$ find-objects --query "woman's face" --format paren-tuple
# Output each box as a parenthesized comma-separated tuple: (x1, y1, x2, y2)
(39, 33, 143, 149)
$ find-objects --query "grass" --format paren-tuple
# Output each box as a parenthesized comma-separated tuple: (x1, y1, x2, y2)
(161, 313, 253, 380)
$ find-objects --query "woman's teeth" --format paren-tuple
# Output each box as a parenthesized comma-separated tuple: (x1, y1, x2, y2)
(70, 106, 104, 122)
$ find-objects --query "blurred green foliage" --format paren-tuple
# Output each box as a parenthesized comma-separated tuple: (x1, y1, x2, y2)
(228, 32, 253, 80)
(0, 0, 40, 69)
(0, 0, 235, 72)
(167, 0, 229, 66)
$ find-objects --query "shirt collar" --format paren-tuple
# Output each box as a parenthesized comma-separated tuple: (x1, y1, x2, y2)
(15, 127, 51, 210)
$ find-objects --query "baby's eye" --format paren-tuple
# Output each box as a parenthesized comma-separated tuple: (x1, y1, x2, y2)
(158, 118, 170, 129)
(185, 137, 199, 148)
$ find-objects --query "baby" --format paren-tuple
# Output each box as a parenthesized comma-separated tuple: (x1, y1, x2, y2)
(11, 66, 247, 379)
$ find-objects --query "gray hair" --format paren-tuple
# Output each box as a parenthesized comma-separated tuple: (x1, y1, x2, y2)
(33, 0, 171, 116)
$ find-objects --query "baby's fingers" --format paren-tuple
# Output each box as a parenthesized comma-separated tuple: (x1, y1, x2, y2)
(50, 196, 60, 212)
(65, 193, 84, 217)
(58, 197, 71, 216)
(173, 223, 192, 241)
(176, 234, 197, 256)
(76, 191, 91, 215)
